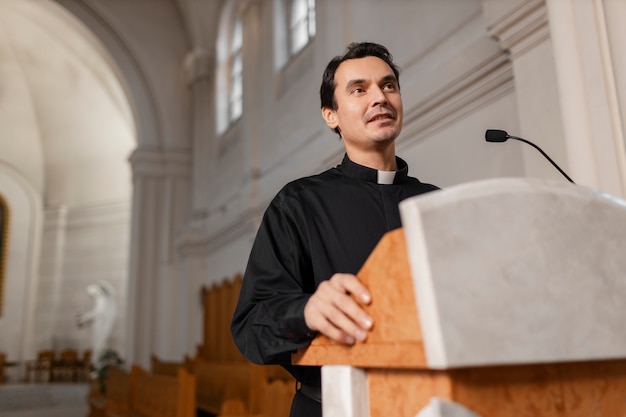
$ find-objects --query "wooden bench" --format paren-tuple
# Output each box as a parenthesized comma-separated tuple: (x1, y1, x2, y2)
(188, 355, 295, 417)
(190, 357, 256, 415)
(88, 365, 130, 417)
(108, 365, 195, 417)
(218, 377, 293, 417)
(150, 354, 186, 377)
(194, 273, 296, 417)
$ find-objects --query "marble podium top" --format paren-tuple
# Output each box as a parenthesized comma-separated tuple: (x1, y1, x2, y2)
(400, 178, 626, 369)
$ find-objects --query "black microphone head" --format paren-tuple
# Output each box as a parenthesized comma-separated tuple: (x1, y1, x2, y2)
(485, 129, 509, 142)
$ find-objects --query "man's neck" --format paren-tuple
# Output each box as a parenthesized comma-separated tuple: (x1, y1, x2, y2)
(345, 146, 397, 171)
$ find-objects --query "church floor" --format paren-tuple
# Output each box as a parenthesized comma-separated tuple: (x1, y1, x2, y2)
(0, 382, 89, 417)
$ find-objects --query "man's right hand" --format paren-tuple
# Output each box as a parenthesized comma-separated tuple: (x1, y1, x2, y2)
(303, 273, 373, 345)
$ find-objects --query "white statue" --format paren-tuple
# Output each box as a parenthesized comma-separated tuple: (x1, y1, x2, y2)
(76, 280, 117, 364)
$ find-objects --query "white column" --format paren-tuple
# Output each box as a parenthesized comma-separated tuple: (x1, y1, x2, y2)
(545, 0, 626, 196)
(484, 0, 626, 196)
(184, 48, 215, 226)
(322, 365, 369, 417)
(126, 148, 190, 367)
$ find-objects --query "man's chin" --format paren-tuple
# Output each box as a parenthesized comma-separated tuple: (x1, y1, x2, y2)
(372, 129, 400, 143)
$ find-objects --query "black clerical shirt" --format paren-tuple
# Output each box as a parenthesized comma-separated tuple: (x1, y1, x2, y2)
(231, 154, 439, 387)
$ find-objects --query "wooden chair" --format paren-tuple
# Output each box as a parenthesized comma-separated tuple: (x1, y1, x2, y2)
(53, 348, 80, 381)
(24, 349, 55, 382)
(0, 352, 5, 383)
(77, 349, 93, 382)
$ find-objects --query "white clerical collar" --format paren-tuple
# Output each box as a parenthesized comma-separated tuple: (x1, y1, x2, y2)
(377, 170, 396, 185)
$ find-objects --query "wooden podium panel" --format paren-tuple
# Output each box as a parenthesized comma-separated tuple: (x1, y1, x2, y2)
(292, 228, 427, 368)
(295, 227, 626, 416)
(293, 179, 626, 416)
(365, 359, 626, 417)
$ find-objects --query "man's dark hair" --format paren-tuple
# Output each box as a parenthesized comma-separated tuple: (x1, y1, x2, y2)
(320, 42, 400, 135)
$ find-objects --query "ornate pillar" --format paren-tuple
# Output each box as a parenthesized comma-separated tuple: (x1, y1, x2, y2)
(184, 48, 215, 226)
(485, 0, 626, 196)
(544, 0, 626, 196)
(126, 147, 190, 367)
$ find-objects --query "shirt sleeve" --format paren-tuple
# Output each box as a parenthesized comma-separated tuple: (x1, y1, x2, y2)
(231, 191, 318, 365)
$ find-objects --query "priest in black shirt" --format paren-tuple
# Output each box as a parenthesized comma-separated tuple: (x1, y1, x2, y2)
(231, 42, 439, 417)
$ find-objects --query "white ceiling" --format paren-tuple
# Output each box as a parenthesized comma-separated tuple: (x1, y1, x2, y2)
(0, 0, 135, 207)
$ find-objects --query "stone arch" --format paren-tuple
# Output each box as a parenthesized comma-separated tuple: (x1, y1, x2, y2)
(49, 0, 160, 148)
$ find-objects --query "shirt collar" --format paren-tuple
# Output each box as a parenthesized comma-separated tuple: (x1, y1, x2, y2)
(337, 154, 410, 184)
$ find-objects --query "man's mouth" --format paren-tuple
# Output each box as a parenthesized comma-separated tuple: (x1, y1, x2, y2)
(368, 112, 395, 123)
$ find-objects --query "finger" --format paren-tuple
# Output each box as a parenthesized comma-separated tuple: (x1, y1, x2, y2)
(329, 273, 372, 305)
(305, 282, 372, 343)
(319, 278, 373, 330)
(309, 311, 357, 345)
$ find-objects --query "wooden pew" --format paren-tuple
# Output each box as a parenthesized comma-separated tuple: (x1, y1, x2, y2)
(150, 354, 184, 377)
(201, 275, 246, 363)
(88, 365, 130, 417)
(218, 378, 293, 417)
(194, 273, 295, 417)
(190, 356, 257, 415)
(108, 365, 195, 417)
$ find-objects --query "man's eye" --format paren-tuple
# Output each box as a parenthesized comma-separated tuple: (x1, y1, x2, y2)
(352, 87, 364, 94)
(383, 83, 396, 90)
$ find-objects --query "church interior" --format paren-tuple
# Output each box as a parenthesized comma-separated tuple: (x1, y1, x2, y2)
(1, 0, 625, 416)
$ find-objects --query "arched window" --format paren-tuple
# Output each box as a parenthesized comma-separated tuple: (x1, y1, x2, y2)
(274, 0, 316, 69)
(289, 0, 316, 55)
(216, 2, 244, 135)
(0, 196, 8, 317)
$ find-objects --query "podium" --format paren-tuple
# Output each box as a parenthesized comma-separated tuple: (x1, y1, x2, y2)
(292, 178, 626, 417)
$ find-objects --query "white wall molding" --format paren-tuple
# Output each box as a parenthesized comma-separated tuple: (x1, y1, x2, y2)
(486, 0, 549, 59)
(400, 52, 514, 148)
(129, 147, 191, 179)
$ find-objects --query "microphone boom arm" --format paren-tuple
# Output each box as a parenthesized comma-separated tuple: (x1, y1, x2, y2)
(485, 129, 576, 184)
(507, 135, 575, 184)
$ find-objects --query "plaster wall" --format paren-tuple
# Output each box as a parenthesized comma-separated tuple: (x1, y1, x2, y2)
(33, 203, 130, 359)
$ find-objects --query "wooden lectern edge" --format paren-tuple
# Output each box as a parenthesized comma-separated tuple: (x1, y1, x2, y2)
(292, 339, 427, 368)
(292, 228, 429, 369)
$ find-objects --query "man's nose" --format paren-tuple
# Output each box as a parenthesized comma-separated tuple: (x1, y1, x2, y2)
(371, 86, 388, 106)
(371, 85, 387, 106)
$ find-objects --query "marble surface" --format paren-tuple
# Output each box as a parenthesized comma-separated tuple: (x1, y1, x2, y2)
(415, 398, 480, 417)
(400, 178, 626, 369)
(322, 365, 369, 417)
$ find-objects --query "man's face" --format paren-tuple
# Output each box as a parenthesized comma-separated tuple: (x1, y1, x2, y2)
(322, 56, 403, 153)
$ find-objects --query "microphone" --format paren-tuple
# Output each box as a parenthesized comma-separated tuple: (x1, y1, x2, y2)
(485, 129, 575, 184)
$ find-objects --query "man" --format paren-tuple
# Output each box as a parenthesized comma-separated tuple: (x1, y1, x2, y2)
(231, 42, 439, 417)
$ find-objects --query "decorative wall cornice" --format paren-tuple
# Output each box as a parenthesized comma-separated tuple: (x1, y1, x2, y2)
(65, 201, 131, 229)
(487, 0, 549, 58)
(129, 147, 191, 178)
(184, 48, 213, 86)
(176, 207, 259, 257)
(400, 52, 514, 146)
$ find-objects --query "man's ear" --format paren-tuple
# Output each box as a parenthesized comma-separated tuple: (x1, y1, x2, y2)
(322, 107, 338, 130)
